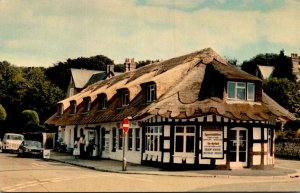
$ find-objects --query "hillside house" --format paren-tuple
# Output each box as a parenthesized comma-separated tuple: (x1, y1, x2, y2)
(46, 48, 295, 170)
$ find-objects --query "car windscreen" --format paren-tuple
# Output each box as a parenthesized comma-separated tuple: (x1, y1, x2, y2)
(7, 135, 24, 140)
(24, 141, 42, 148)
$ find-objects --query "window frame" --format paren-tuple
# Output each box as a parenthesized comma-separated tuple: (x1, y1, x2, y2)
(70, 100, 76, 114)
(227, 81, 255, 102)
(145, 126, 162, 152)
(98, 94, 108, 111)
(135, 128, 140, 151)
(83, 97, 91, 113)
(128, 128, 133, 151)
(146, 84, 156, 103)
(174, 125, 196, 153)
(121, 90, 129, 107)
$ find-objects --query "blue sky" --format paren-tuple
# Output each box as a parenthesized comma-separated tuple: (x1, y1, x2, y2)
(1, 0, 300, 67)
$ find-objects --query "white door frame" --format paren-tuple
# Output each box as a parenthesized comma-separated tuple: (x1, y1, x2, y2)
(230, 127, 248, 168)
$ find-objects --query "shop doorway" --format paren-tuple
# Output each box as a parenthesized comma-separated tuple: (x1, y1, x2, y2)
(229, 127, 248, 168)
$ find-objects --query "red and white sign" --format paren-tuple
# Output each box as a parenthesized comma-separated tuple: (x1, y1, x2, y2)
(123, 118, 129, 133)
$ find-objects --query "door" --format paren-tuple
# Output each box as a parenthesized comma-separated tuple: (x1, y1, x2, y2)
(229, 128, 248, 168)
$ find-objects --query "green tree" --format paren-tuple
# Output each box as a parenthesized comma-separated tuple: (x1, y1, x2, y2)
(0, 61, 26, 129)
(21, 109, 39, 127)
(263, 78, 300, 115)
(22, 67, 64, 124)
(0, 104, 6, 137)
(45, 55, 114, 91)
(241, 53, 278, 76)
(0, 104, 6, 122)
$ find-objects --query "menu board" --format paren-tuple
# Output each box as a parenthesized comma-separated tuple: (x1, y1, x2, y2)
(202, 126, 223, 158)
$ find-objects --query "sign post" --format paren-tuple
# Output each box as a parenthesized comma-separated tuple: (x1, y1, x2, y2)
(122, 118, 129, 171)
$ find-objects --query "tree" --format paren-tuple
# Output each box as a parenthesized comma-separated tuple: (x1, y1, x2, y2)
(21, 110, 40, 131)
(0, 104, 6, 138)
(241, 53, 278, 76)
(45, 55, 114, 91)
(21, 67, 65, 124)
(0, 61, 27, 129)
(241, 50, 296, 82)
(0, 104, 6, 122)
(263, 78, 300, 115)
(272, 50, 295, 82)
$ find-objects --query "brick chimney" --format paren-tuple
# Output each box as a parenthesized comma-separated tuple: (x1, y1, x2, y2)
(124, 58, 136, 72)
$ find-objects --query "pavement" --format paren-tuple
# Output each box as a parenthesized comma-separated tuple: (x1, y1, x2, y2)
(46, 150, 300, 179)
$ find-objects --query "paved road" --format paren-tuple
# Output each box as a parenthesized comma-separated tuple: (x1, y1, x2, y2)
(0, 153, 300, 192)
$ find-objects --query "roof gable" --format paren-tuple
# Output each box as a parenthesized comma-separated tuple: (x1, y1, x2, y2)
(71, 68, 105, 89)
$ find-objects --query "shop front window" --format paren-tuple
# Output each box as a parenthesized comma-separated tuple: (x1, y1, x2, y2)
(175, 126, 195, 153)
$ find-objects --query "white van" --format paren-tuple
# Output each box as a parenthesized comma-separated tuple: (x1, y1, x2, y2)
(2, 133, 24, 153)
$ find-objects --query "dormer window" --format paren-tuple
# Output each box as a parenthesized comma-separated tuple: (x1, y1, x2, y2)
(98, 93, 107, 110)
(227, 81, 255, 101)
(122, 90, 129, 106)
(83, 97, 91, 113)
(146, 84, 156, 102)
(57, 103, 64, 116)
(70, 100, 76, 114)
(141, 82, 157, 103)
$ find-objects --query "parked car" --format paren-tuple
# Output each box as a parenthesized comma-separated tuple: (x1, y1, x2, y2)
(2, 133, 24, 153)
(18, 140, 43, 158)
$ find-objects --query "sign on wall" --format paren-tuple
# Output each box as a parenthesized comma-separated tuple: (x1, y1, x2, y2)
(202, 126, 223, 158)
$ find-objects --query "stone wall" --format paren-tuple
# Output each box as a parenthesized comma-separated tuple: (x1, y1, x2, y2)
(275, 139, 300, 159)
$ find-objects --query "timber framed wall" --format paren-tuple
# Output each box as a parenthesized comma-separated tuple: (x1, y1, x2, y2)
(141, 114, 276, 170)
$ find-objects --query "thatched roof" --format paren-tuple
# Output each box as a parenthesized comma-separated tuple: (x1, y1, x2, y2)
(45, 48, 295, 126)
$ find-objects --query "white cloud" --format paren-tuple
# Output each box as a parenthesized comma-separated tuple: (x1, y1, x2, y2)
(1, 0, 300, 67)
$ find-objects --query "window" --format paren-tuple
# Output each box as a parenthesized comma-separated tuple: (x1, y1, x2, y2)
(227, 81, 255, 101)
(57, 103, 64, 115)
(83, 97, 91, 113)
(247, 83, 255, 101)
(122, 90, 129, 106)
(98, 94, 107, 110)
(128, 129, 133, 150)
(112, 128, 116, 152)
(145, 126, 162, 152)
(70, 100, 76, 114)
(135, 128, 140, 151)
(118, 128, 123, 150)
(175, 126, 195, 153)
(146, 84, 156, 102)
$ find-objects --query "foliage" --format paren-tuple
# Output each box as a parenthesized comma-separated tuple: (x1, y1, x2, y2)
(263, 78, 300, 115)
(241, 50, 296, 82)
(114, 64, 124, 72)
(241, 53, 278, 76)
(21, 109, 40, 126)
(136, 59, 159, 68)
(0, 61, 27, 129)
(21, 67, 65, 123)
(0, 104, 6, 122)
(45, 55, 114, 91)
(225, 56, 238, 66)
(0, 62, 64, 130)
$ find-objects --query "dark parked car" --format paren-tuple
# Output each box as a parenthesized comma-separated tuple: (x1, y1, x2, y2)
(18, 140, 43, 158)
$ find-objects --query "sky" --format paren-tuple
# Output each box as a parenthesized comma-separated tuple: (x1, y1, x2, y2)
(1, 0, 300, 67)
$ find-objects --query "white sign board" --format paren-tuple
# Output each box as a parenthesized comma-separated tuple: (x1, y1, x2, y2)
(202, 126, 223, 158)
